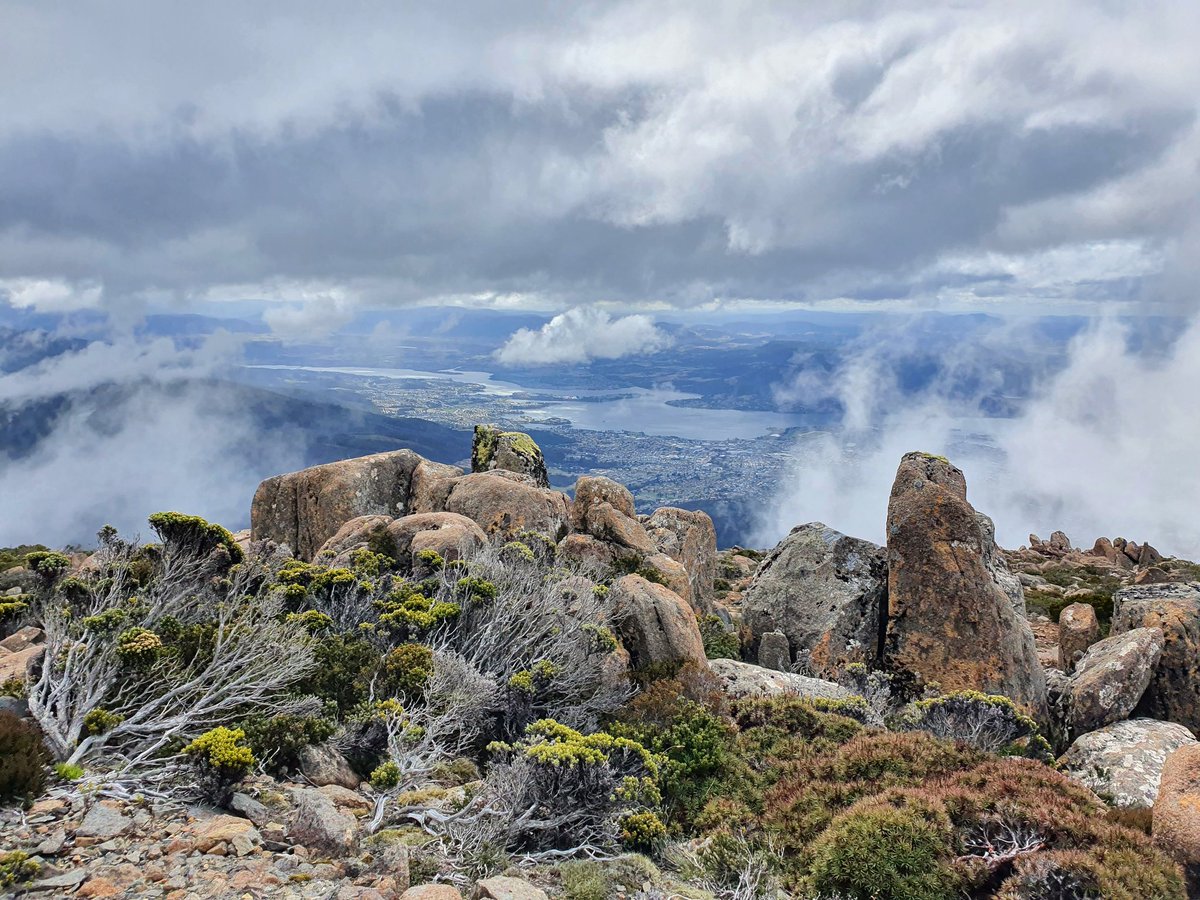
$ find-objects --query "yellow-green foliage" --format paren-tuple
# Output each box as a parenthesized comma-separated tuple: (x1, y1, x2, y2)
(81, 608, 129, 634)
(414, 549, 445, 571)
(350, 547, 394, 576)
(500, 541, 536, 563)
(0, 599, 28, 622)
(379, 643, 435, 699)
(370, 760, 403, 790)
(376, 584, 460, 635)
(286, 610, 334, 633)
(455, 576, 497, 603)
(523, 719, 662, 780)
(114, 626, 163, 668)
(582, 623, 618, 653)
(0, 851, 39, 888)
(54, 762, 84, 781)
(24, 550, 71, 578)
(147, 512, 243, 563)
(618, 810, 667, 851)
(184, 726, 255, 778)
(83, 708, 125, 735)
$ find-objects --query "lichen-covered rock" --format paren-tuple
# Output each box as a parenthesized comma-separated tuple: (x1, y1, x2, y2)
(1068, 627, 1164, 735)
(1058, 718, 1197, 808)
(1153, 743, 1200, 880)
(757, 631, 790, 671)
(571, 475, 637, 529)
(708, 658, 866, 706)
(298, 743, 361, 790)
(1058, 602, 1101, 673)
(288, 786, 358, 855)
(402, 886, 463, 900)
(556, 533, 618, 572)
(611, 574, 707, 671)
(75, 801, 132, 840)
(192, 814, 262, 856)
(471, 425, 549, 487)
(884, 452, 1047, 715)
(443, 472, 570, 542)
(474, 876, 549, 900)
(251, 449, 425, 560)
(408, 459, 466, 513)
(314, 515, 394, 564)
(645, 507, 718, 609)
(582, 501, 657, 556)
(642, 553, 694, 608)
(1112, 583, 1200, 731)
(743, 522, 886, 673)
(384, 513, 487, 570)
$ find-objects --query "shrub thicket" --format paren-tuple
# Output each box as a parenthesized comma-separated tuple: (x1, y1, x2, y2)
(0, 712, 50, 806)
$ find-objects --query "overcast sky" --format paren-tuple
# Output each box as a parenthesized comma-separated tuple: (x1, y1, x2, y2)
(1, 0, 1198, 318)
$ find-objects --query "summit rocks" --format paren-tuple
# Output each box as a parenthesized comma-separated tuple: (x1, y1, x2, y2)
(884, 452, 1046, 715)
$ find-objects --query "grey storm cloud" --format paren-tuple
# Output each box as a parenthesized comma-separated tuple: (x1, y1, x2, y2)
(1, 0, 1198, 312)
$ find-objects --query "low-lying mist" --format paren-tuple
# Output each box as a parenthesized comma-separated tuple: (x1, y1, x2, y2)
(0, 332, 305, 548)
(759, 316, 1200, 560)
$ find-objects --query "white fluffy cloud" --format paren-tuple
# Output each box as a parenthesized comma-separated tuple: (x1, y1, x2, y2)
(495, 307, 671, 365)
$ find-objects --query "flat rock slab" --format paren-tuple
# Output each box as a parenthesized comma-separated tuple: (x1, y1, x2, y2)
(75, 801, 132, 840)
(1059, 717, 1198, 808)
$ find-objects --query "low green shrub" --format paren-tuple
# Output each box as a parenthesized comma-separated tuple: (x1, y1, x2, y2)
(0, 712, 49, 807)
(184, 726, 255, 802)
(0, 851, 39, 889)
(699, 614, 740, 660)
(805, 793, 960, 900)
(239, 711, 336, 774)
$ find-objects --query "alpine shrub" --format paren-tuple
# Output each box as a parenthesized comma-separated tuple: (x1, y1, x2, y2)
(0, 712, 49, 806)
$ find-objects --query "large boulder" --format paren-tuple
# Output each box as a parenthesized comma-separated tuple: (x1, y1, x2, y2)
(471, 425, 549, 487)
(611, 575, 706, 671)
(314, 514, 394, 564)
(644, 508, 718, 609)
(1152, 743, 1200, 887)
(251, 449, 425, 560)
(708, 657, 853, 702)
(409, 459, 466, 513)
(556, 533, 618, 573)
(1068, 627, 1164, 736)
(288, 786, 358, 855)
(443, 472, 570, 542)
(581, 502, 657, 556)
(385, 513, 487, 570)
(298, 743, 361, 789)
(571, 476, 637, 529)
(742, 522, 887, 673)
(1058, 602, 1101, 673)
(883, 452, 1047, 715)
(1112, 583, 1200, 731)
(1058, 718, 1197, 808)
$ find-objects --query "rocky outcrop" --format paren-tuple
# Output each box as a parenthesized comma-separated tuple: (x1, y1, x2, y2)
(742, 522, 887, 673)
(471, 425, 549, 487)
(443, 472, 570, 542)
(581, 502, 657, 556)
(757, 631, 790, 671)
(644, 508, 718, 608)
(884, 452, 1047, 715)
(314, 514, 394, 564)
(1067, 627, 1164, 735)
(297, 744, 361, 790)
(1112, 583, 1200, 731)
(251, 449, 425, 560)
(474, 876, 550, 900)
(0, 626, 44, 683)
(1153, 744, 1200, 887)
(409, 459, 466, 513)
(707, 659, 877, 724)
(1057, 602, 1101, 673)
(611, 574, 706, 671)
(555, 533, 618, 572)
(384, 512, 487, 569)
(1058, 718, 1197, 808)
(288, 787, 358, 856)
(571, 476, 637, 529)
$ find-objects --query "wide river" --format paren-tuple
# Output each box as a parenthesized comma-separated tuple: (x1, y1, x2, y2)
(247, 364, 815, 441)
